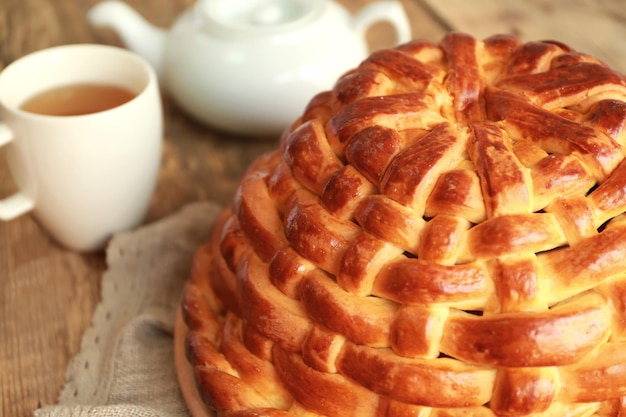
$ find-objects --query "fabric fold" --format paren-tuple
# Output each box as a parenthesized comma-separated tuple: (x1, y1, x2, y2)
(36, 202, 221, 417)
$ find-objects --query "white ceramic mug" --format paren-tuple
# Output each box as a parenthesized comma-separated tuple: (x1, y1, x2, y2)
(0, 44, 162, 252)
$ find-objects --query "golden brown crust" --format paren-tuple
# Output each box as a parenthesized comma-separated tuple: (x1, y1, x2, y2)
(181, 33, 626, 416)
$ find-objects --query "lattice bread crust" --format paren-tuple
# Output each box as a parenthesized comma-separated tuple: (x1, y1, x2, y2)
(181, 33, 626, 417)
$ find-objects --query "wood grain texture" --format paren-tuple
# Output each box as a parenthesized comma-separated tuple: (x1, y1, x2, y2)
(0, 1, 624, 416)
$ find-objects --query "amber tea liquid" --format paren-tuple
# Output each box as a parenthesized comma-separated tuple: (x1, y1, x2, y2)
(20, 83, 136, 116)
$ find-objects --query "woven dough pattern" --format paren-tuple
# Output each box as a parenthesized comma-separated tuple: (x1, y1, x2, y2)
(182, 33, 626, 417)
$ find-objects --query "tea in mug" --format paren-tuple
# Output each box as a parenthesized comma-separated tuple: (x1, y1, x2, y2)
(20, 83, 136, 116)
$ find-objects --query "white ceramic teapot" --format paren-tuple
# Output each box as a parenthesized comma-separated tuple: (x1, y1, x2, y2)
(88, 0, 412, 136)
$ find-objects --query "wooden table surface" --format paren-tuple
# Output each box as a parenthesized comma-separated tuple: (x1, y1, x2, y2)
(1, 0, 625, 416)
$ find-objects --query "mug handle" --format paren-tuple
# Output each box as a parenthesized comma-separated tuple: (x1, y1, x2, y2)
(0, 123, 35, 221)
(352, 1, 412, 47)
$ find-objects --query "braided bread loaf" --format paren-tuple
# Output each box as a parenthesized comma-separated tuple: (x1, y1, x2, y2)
(181, 33, 626, 417)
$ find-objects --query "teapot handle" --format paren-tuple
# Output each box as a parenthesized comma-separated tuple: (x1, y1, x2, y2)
(352, 1, 412, 46)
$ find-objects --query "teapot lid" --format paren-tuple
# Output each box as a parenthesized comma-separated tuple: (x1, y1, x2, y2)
(197, 0, 325, 34)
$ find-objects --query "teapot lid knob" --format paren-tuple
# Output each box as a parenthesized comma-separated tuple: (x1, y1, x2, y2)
(251, 3, 286, 26)
(199, 0, 324, 32)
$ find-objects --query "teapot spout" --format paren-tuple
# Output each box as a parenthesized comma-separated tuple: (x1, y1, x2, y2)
(88, 1, 166, 77)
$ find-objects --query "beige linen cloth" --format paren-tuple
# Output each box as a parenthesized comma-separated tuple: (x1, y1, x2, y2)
(35, 201, 221, 417)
